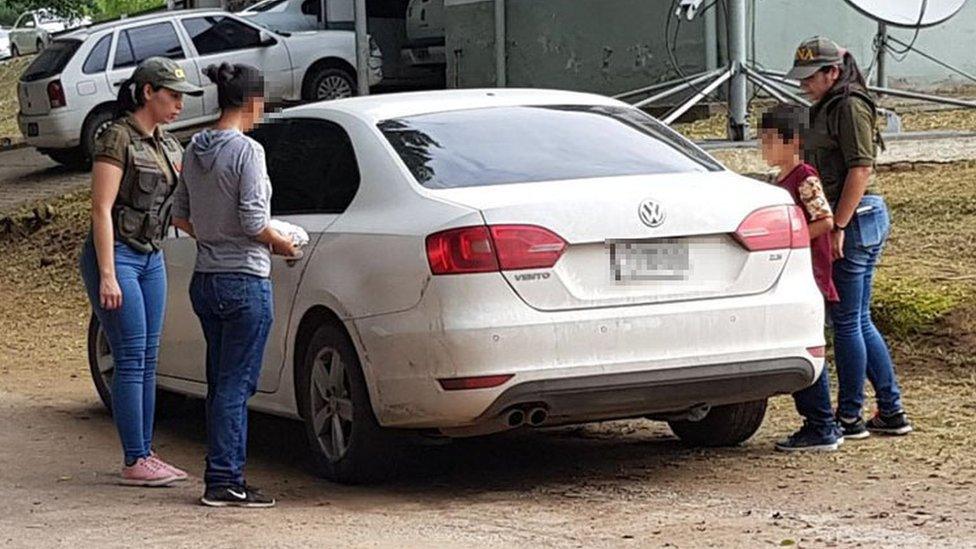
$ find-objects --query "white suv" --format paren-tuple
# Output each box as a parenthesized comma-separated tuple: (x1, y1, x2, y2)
(16, 8, 382, 167)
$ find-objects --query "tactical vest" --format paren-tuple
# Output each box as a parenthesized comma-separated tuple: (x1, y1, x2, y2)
(113, 130, 183, 254)
(805, 88, 885, 205)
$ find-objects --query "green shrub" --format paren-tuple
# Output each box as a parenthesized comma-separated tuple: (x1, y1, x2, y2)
(871, 274, 967, 338)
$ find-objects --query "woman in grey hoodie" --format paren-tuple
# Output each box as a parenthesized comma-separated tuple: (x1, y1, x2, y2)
(172, 63, 297, 508)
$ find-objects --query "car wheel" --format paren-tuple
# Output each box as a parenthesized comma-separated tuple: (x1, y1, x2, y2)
(303, 68, 356, 102)
(35, 39, 44, 53)
(668, 399, 767, 447)
(86, 313, 188, 417)
(80, 107, 116, 167)
(10, 43, 19, 58)
(297, 322, 394, 484)
(87, 313, 114, 413)
(41, 147, 87, 170)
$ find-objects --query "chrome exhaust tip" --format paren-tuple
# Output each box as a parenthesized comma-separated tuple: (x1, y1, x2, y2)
(506, 408, 526, 428)
(527, 407, 548, 427)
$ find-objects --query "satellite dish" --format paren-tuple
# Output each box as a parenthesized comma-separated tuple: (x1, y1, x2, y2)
(843, 0, 968, 28)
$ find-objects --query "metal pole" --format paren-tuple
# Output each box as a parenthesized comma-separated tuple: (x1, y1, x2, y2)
(495, 0, 506, 87)
(887, 35, 976, 84)
(704, 2, 718, 71)
(613, 70, 720, 99)
(760, 69, 976, 109)
(634, 68, 725, 107)
(876, 22, 887, 90)
(727, 0, 748, 140)
(663, 68, 734, 125)
(354, 0, 370, 96)
(742, 65, 811, 106)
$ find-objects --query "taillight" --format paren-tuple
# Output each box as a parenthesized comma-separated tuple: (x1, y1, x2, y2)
(47, 80, 66, 109)
(425, 224, 566, 275)
(807, 346, 826, 358)
(426, 226, 498, 275)
(490, 225, 566, 270)
(734, 205, 809, 251)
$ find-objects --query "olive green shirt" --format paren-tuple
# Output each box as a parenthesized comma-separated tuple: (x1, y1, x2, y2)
(92, 115, 177, 189)
(804, 91, 877, 205)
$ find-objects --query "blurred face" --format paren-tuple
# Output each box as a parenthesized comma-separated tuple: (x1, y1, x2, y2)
(241, 95, 266, 132)
(799, 66, 840, 101)
(759, 128, 800, 168)
(142, 84, 184, 124)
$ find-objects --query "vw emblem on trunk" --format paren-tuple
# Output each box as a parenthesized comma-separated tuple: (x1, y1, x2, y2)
(638, 200, 666, 228)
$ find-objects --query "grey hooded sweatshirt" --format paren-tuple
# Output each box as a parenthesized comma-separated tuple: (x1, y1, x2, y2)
(173, 129, 273, 278)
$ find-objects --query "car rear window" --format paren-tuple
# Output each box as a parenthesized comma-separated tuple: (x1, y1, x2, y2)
(378, 105, 722, 189)
(21, 39, 82, 82)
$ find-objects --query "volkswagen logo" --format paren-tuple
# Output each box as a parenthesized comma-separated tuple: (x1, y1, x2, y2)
(638, 199, 666, 228)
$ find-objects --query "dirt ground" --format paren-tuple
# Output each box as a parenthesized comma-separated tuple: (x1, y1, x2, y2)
(2, 170, 976, 547)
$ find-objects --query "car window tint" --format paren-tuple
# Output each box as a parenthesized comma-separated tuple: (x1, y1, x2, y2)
(181, 16, 261, 56)
(19, 14, 36, 28)
(250, 118, 361, 215)
(114, 22, 184, 69)
(301, 0, 321, 16)
(379, 105, 722, 189)
(82, 34, 111, 74)
(21, 39, 82, 81)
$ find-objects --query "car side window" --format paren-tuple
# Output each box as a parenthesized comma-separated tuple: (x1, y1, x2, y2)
(301, 0, 321, 17)
(17, 14, 36, 28)
(181, 16, 261, 56)
(114, 22, 185, 69)
(83, 34, 112, 74)
(250, 118, 362, 215)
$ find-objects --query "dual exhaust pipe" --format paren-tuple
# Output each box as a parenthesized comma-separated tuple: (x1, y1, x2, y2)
(505, 406, 548, 428)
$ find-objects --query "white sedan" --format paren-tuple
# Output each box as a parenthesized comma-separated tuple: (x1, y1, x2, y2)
(88, 89, 826, 483)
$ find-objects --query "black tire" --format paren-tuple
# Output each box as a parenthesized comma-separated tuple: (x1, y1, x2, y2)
(41, 147, 87, 170)
(297, 322, 394, 484)
(668, 399, 768, 447)
(79, 107, 116, 168)
(87, 313, 114, 413)
(301, 67, 356, 102)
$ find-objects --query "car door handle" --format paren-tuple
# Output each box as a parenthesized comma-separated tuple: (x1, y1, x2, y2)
(113, 80, 125, 87)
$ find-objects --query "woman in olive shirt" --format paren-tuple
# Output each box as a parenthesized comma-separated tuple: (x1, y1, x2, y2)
(786, 37, 911, 438)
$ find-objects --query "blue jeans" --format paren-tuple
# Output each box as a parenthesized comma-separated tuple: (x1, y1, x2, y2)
(80, 235, 166, 464)
(792, 364, 836, 436)
(189, 272, 273, 488)
(830, 194, 904, 419)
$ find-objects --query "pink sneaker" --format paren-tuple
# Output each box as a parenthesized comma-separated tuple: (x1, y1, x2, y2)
(120, 457, 181, 487)
(149, 452, 189, 481)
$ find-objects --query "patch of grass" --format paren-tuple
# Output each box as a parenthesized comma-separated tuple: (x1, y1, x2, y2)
(0, 55, 33, 141)
(871, 274, 967, 338)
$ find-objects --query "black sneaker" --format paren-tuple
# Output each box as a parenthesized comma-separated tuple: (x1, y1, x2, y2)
(867, 411, 913, 435)
(837, 415, 870, 440)
(201, 485, 276, 508)
(775, 423, 843, 452)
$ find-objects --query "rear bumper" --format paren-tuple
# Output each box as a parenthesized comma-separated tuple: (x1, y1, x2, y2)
(447, 357, 813, 436)
(353, 250, 825, 431)
(18, 108, 81, 149)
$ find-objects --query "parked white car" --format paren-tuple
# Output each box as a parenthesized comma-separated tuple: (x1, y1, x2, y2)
(16, 8, 382, 167)
(87, 89, 826, 484)
(0, 27, 10, 60)
(8, 9, 89, 57)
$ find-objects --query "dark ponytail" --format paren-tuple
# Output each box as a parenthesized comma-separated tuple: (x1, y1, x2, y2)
(115, 77, 155, 117)
(204, 62, 265, 110)
(833, 50, 869, 97)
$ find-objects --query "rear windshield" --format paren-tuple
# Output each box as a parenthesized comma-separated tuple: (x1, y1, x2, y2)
(378, 105, 722, 189)
(21, 39, 81, 82)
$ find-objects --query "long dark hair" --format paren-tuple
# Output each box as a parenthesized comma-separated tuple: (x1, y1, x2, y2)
(116, 78, 155, 116)
(831, 50, 869, 97)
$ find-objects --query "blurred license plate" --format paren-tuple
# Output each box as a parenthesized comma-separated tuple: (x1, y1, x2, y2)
(27, 123, 39, 137)
(609, 239, 689, 282)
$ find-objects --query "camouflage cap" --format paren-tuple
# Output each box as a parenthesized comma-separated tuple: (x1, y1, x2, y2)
(132, 57, 204, 96)
(786, 36, 844, 81)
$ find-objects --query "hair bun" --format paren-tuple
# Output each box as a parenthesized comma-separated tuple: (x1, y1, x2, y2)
(203, 62, 236, 85)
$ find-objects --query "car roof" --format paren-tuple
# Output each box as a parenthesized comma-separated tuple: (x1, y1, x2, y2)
(284, 88, 629, 123)
(58, 8, 226, 40)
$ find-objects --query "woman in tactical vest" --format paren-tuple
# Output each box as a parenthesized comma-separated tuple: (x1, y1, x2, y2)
(787, 37, 912, 439)
(79, 57, 203, 486)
